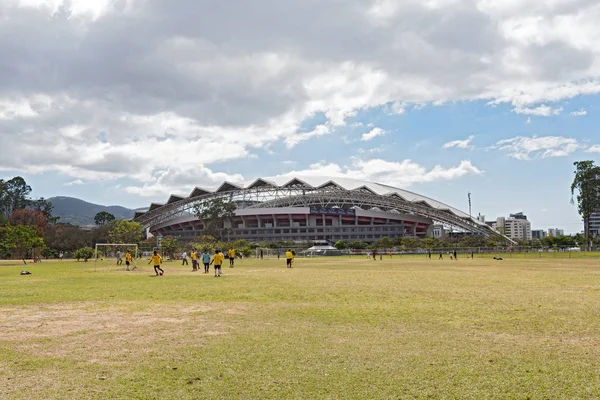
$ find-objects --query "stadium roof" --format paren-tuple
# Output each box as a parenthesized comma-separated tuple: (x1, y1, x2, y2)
(237, 176, 474, 221)
(134, 175, 510, 240)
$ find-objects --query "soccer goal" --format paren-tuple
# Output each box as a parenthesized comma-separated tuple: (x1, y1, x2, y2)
(255, 248, 276, 259)
(94, 244, 139, 272)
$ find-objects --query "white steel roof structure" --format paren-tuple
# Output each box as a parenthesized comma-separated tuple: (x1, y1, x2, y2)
(135, 176, 510, 241)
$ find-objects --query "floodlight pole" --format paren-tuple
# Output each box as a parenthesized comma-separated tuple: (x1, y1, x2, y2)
(468, 192, 472, 219)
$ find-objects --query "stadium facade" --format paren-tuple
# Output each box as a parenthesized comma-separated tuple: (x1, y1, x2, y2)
(134, 176, 509, 244)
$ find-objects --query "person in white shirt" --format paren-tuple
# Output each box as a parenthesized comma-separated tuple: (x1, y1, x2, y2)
(181, 251, 188, 266)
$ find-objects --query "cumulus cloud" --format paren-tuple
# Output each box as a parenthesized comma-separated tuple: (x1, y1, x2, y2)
(361, 127, 388, 142)
(587, 145, 600, 153)
(443, 135, 475, 149)
(513, 105, 563, 117)
(570, 109, 588, 116)
(492, 136, 581, 160)
(2, 0, 600, 195)
(124, 165, 244, 197)
(279, 158, 483, 188)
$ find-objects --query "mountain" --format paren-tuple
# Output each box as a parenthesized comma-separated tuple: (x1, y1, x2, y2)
(48, 196, 137, 227)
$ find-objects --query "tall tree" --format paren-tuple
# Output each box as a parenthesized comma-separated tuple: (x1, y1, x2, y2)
(29, 198, 59, 224)
(45, 224, 89, 252)
(94, 211, 116, 226)
(8, 209, 47, 234)
(571, 161, 600, 249)
(1, 224, 45, 264)
(193, 198, 236, 241)
(0, 177, 32, 218)
(108, 220, 144, 244)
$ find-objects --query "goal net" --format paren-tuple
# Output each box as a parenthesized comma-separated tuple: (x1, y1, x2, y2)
(94, 244, 139, 272)
(255, 248, 276, 259)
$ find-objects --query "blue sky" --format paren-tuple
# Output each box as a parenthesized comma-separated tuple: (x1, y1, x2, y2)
(2, 0, 600, 234)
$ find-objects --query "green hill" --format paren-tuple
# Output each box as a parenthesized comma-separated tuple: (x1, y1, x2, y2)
(48, 196, 137, 227)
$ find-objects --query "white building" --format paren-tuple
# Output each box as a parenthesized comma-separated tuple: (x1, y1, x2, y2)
(432, 225, 445, 239)
(492, 214, 532, 241)
(547, 228, 565, 237)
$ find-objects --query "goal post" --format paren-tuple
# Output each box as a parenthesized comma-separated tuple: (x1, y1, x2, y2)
(94, 243, 139, 272)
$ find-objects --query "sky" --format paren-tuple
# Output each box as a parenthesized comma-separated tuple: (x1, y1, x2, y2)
(1, 0, 600, 233)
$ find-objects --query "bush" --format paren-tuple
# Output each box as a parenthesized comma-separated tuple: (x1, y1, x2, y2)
(74, 246, 94, 262)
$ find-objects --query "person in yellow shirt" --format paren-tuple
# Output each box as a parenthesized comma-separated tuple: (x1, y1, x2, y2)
(148, 250, 164, 276)
(285, 249, 294, 268)
(228, 248, 235, 268)
(190, 249, 198, 271)
(125, 250, 133, 271)
(210, 249, 224, 277)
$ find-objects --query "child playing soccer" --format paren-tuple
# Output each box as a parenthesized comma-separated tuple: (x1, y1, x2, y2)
(148, 250, 164, 276)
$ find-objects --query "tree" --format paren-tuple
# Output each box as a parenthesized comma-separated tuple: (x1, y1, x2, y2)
(160, 236, 180, 259)
(378, 237, 394, 251)
(0, 177, 32, 218)
(401, 238, 420, 251)
(90, 223, 113, 247)
(108, 220, 144, 244)
(8, 209, 47, 234)
(189, 235, 221, 253)
(347, 240, 368, 249)
(334, 240, 347, 250)
(571, 161, 600, 250)
(421, 237, 440, 250)
(94, 211, 116, 226)
(1, 224, 45, 264)
(193, 198, 236, 241)
(74, 246, 95, 262)
(45, 223, 90, 252)
(28, 198, 59, 224)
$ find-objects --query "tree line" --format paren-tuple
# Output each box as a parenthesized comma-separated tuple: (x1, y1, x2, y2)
(0, 176, 144, 263)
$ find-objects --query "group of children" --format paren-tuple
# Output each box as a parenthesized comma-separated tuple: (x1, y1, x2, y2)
(147, 248, 296, 277)
(149, 249, 229, 277)
(116, 250, 135, 271)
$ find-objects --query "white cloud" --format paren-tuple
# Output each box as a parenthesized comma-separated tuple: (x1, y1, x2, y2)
(357, 145, 387, 155)
(570, 109, 587, 116)
(587, 145, 600, 153)
(279, 158, 483, 188)
(385, 101, 406, 115)
(3, 0, 600, 192)
(124, 165, 243, 197)
(361, 127, 388, 142)
(513, 105, 563, 117)
(492, 136, 581, 160)
(64, 179, 84, 186)
(284, 124, 331, 148)
(443, 135, 475, 149)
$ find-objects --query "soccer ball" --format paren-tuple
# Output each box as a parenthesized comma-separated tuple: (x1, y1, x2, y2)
(159, 271, 163, 276)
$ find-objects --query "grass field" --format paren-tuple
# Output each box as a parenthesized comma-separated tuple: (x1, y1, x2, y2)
(2, 256, 600, 399)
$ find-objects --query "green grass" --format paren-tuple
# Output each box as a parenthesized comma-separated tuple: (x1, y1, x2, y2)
(2, 256, 600, 399)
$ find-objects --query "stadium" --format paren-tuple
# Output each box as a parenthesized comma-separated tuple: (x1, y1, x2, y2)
(134, 176, 507, 244)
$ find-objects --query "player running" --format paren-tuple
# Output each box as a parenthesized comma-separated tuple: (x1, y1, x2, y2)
(285, 249, 294, 268)
(148, 250, 164, 276)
